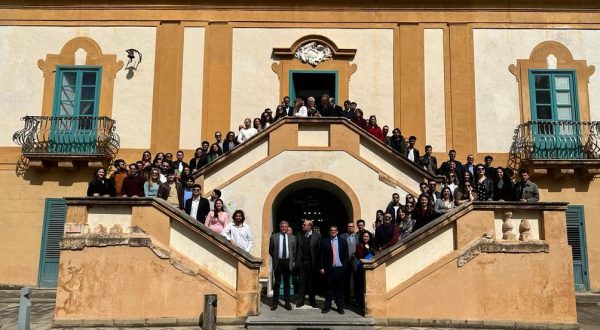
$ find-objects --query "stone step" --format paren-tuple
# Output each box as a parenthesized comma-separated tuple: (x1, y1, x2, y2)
(576, 292, 600, 306)
(246, 302, 375, 330)
(0, 288, 56, 303)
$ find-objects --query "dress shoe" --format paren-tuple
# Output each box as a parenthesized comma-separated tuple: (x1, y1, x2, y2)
(295, 303, 305, 308)
(284, 302, 292, 310)
(270, 304, 278, 311)
(338, 308, 345, 314)
(310, 302, 318, 308)
(321, 308, 330, 313)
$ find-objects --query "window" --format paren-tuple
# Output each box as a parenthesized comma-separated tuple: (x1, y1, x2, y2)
(528, 70, 581, 158)
(50, 67, 102, 154)
(53, 67, 101, 118)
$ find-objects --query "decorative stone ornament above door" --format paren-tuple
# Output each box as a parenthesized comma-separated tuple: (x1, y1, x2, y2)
(294, 42, 333, 66)
(272, 35, 357, 102)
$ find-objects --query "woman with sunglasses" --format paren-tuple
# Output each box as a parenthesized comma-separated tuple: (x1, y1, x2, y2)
(474, 164, 493, 201)
(405, 194, 416, 207)
(222, 131, 239, 153)
(454, 173, 476, 206)
(144, 168, 161, 197)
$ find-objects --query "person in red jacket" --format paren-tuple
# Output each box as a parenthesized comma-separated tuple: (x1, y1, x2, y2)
(366, 115, 385, 142)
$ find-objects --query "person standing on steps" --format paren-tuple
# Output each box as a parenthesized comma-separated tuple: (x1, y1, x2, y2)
(269, 220, 297, 311)
(320, 225, 349, 315)
(295, 219, 321, 308)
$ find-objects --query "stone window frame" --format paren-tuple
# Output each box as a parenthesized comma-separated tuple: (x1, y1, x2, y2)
(509, 40, 595, 123)
(38, 37, 124, 117)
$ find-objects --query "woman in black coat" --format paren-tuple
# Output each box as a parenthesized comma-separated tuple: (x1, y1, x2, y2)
(493, 166, 515, 201)
(412, 193, 436, 231)
(87, 168, 116, 197)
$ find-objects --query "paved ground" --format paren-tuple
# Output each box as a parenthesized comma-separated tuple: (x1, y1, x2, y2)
(1, 294, 598, 330)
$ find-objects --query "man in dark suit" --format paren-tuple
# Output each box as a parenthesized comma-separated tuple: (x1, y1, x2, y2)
(320, 225, 349, 314)
(183, 184, 210, 224)
(295, 219, 321, 308)
(269, 220, 297, 310)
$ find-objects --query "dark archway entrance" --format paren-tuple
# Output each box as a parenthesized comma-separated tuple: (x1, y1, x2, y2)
(272, 179, 352, 236)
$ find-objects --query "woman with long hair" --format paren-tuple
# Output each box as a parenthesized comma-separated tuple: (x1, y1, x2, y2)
(412, 193, 436, 230)
(366, 115, 385, 142)
(434, 186, 455, 215)
(493, 166, 514, 201)
(87, 167, 116, 197)
(222, 131, 239, 153)
(274, 105, 287, 121)
(398, 206, 416, 238)
(292, 98, 308, 117)
(253, 118, 262, 131)
(152, 152, 164, 168)
(354, 230, 375, 307)
(189, 147, 207, 171)
(144, 168, 161, 197)
(205, 198, 228, 234)
(260, 111, 274, 130)
(445, 172, 459, 194)
(454, 177, 476, 206)
(207, 143, 223, 163)
(141, 150, 152, 170)
(474, 164, 493, 201)
(351, 109, 368, 130)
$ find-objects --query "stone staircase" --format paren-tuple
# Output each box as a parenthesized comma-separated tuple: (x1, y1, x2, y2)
(0, 288, 56, 304)
(245, 298, 375, 330)
(576, 292, 600, 306)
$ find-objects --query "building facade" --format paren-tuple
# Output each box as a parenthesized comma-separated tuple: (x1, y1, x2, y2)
(1, 0, 598, 302)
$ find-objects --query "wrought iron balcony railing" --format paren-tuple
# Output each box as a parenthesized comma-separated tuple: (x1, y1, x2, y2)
(13, 116, 120, 159)
(508, 120, 600, 170)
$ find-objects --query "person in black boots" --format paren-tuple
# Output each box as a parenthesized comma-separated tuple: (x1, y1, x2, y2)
(295, 219, 321, 308)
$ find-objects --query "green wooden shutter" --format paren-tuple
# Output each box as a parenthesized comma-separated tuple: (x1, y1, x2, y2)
(38, 198, 66, 288)
(566, 205, 590, 291)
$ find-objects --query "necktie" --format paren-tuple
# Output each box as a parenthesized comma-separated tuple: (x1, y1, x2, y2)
(331, 239, 337, 266)
(282, 234, 287, 259)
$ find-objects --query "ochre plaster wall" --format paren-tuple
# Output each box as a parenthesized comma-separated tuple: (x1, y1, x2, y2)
(55, 246, 237, 320)
(0, 168, 92, 286)
(230, 28, 394, 132)
(537, 176, 600, 291)
(387, 249, 577, 324)
(473, 28, 600, 153)
(0, 26, 156, 149)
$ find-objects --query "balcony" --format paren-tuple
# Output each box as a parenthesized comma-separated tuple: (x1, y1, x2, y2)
(13, 116, 119, 169)
(508, 120, 600, 178)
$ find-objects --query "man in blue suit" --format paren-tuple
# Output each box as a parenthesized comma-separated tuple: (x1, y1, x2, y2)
(320, 225, 349, 314)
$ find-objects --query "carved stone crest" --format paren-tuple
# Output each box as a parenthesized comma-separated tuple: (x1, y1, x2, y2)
(294, 42, 333, 66)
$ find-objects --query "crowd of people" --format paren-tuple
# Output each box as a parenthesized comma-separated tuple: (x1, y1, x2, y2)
(85, 94, 542, 313)
(268, 162, 540, 313)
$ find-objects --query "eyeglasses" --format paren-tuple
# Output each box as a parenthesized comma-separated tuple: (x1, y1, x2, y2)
(477, 168, 485, 171)
(192, 188, 200, 191)
(151, 172, 159, 175)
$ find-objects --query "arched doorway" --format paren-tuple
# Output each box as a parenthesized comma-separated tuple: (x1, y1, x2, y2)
(260, 172, 361, 279)
(274, 187, 349, 236)
(271, 178, 354, 236)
